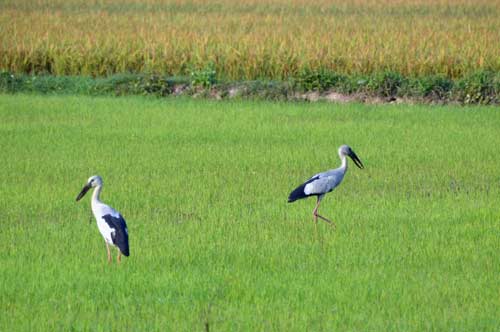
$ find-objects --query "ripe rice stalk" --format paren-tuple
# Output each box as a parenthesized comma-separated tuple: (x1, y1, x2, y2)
(1, 0, 499, 79)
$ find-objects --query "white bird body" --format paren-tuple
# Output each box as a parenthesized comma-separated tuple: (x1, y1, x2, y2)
(91, 189, 121, 245)
(288, 145, 364, 228)
(77, 175, 129, 263)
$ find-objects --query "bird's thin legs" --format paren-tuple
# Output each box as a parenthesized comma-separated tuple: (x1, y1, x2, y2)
(316, 214, 336, 229)
(314, 213, 318, 238)
(106, 243, 112, 263)
(312, 197, 336, 229)
(312, 198, 320, 237)
(312, 197, 321, 219)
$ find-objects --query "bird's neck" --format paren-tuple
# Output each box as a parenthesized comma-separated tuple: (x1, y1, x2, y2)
(340, 155, 348, 171)
(91, 185, 102, 206)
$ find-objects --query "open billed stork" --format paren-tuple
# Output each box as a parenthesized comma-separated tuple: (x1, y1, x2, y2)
(76, 175, 129, 263)
(288, 145, 364, 229)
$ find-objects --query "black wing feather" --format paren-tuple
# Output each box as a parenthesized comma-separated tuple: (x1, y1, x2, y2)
(288, 175, 320, 203)
(102, 214, 130, 256)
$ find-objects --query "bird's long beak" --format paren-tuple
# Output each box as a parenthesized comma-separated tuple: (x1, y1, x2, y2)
(348, 150, 364, 169)
(76, 183, 91, 201)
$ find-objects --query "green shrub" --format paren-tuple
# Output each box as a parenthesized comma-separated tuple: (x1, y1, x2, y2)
(190, 64, 217, 88)
(295, 69, 347, 92)
(0, 72, 22, 92)
(454, 70, 498, 105)
(413, 75, 454, 100)
(366, 71, 407, 97)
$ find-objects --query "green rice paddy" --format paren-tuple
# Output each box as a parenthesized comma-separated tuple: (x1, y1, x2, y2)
(0, 94, 499, 331)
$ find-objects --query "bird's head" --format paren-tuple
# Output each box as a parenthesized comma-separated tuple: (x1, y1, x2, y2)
(339, 145, 364, 169)
(76, 175, 103, 201)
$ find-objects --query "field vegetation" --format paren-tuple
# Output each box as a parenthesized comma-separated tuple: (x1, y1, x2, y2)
(1, 94, 499, 330)
(1, 0, 499, 329)
(1, 0, 500, 80)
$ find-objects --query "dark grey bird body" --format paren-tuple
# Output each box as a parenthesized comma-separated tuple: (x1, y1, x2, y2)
(288, 145, 364, 228)
(288, 168, 346, 202)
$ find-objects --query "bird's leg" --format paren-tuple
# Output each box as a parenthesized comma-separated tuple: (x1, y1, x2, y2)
(312, 198, 320, 237)
(312, 198, 321, 221)
(316, 214, 336, 229)
(314, 215, 318, 239)
(314, 214, 318, 238)
(106, 243, 112, 263)
(312, 198, 336, 229)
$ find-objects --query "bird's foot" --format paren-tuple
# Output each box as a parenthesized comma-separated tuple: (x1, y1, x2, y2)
(316, 214, 336, 229)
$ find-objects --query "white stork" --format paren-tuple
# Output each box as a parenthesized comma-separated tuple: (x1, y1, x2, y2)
(288, 145, 364, 229)
(76, 175, 130, 263)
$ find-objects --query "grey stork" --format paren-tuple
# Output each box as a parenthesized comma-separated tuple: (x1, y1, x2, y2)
(76, 175, 130, 263)
(288, 145, 364, 229)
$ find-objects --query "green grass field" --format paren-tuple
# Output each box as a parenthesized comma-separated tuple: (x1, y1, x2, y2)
(0, 94, 499, 331)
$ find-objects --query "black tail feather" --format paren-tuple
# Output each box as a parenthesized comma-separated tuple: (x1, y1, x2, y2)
(119, 243, 130, 257)
(288, 183, 308, 202)
(102, 214, 130, 257)
(114, 227, 129, 256)
(288, 175, 320, 203)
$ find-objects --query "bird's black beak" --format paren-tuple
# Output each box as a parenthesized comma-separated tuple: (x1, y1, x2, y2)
(76, 183, 91, 201)
(348, 150, 364, 169)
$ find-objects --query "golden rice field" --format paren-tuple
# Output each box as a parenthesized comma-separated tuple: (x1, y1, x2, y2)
(1, 0, 500, 79)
